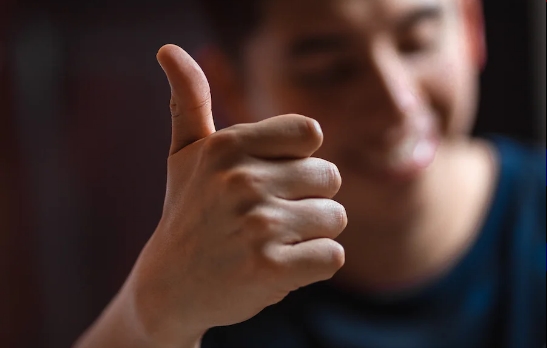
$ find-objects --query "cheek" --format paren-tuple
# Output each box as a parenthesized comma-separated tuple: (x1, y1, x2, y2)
(423, 51, 479, 139)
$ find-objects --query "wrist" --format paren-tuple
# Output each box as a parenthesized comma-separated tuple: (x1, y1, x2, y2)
(123, 279, 205, 348)
(124, 244, 208, 348)
(75, 288, 203, 348)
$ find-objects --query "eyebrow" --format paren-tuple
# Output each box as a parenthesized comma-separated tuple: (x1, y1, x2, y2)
(396, 4, 444, 31)
(288, 34, 352, 59)
(287, 3, 444, 59)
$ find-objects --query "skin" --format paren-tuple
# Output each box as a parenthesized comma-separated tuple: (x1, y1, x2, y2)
(75, 0, 497, 347)
(204, 0, 495, 291)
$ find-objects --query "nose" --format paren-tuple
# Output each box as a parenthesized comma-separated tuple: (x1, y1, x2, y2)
(359, 42, 420, 128)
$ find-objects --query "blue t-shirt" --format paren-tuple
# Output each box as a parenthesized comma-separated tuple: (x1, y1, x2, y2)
(202, 137, 546, 348)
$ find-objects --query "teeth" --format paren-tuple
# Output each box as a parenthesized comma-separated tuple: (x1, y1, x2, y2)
(386, 115, 437, 171)
(389, 134, 420, 169)
(413, 138, 435, 165)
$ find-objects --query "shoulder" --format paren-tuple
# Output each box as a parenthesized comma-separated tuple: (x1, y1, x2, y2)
(490, 136, 545, 186)
(489, 136, 545, 222)
(483, 136, 546, 347)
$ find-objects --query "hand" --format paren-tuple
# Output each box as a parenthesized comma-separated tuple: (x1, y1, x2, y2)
(127, 44, 347, 345)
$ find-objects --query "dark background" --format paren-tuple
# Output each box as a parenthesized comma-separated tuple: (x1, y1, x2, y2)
(0, 0, 545, 347)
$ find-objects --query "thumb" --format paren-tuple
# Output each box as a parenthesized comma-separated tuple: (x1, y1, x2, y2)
(157, 44, 216, 155)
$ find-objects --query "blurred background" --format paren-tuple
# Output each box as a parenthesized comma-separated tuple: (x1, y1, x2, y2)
(0, 0, 545, 347)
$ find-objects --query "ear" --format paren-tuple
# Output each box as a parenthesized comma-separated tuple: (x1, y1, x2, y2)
(461, 0, 488, 71)
(196, 45, 252, 127)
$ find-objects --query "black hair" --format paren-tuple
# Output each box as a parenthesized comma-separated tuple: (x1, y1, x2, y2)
(199, 0, 265, 61)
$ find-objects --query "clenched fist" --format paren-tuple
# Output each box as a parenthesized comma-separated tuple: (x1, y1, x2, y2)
(75, 44, 347, 348)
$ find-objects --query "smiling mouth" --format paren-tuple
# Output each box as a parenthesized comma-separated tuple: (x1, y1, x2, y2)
(387, 131, 438, 170)
(341, 114, 440, 182)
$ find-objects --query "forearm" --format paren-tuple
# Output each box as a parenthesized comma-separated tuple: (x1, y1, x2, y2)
(74, 286, 203, 348)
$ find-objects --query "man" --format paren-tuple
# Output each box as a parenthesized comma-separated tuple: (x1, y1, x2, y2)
(76, 0, 546, 347)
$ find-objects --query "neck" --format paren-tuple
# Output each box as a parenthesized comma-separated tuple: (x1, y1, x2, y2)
(332, 138, 497, 294)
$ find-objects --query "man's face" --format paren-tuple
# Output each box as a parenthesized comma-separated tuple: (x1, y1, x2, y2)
(212, 0, 484, 225)
(234, 0, 483, 184)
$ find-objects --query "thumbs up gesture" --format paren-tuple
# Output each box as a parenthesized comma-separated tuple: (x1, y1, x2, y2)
(125, 45, 347, 346)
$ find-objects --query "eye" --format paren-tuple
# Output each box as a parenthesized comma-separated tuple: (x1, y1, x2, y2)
(399, 19, 440, 55)
(293, 59, 360, 88)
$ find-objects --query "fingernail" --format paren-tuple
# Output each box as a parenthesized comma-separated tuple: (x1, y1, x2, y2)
(312, 120, 323, 136)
